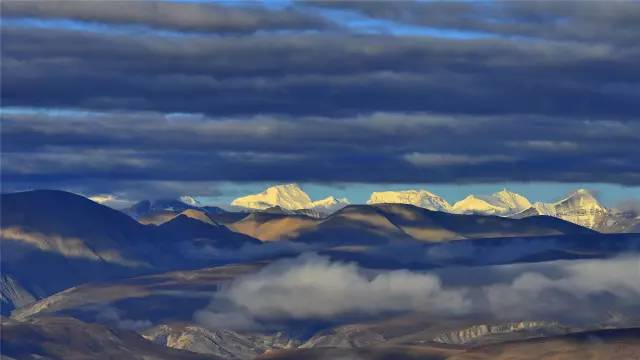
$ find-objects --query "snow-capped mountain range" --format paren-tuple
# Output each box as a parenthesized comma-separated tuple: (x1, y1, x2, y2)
(116, 184, 636, 233)
(229, 184, 638, 232)
(515, 189, 606, 228)
(366, 187, 610, 230)
(366, 188, 535, 217)
(450, 189, 532, 217)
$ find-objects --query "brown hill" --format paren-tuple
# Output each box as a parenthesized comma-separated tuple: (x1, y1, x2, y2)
(230, 204, 596, 244)
(1, 316, 219, 359)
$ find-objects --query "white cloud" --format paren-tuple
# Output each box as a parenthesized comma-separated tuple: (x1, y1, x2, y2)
(403, 152, 516, 167)
(195, 253, 640, 331)
(483, 256, 640, 320)
(195, 253, 468, 329)
(511, 140, 580, 151)
(88, 194, 133, 209)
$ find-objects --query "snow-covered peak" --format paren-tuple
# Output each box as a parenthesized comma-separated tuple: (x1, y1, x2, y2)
(88, 194, 133, 209)
(179, 195, 201, 207)
(537, 189, 605, 214)
(492, 189, 532, 212)
(530, 189, 603, 216)
(452, 195, 505, 215)
(558, 189, 601, 207)
(231, 184, 349, 214)
(452, 190, 531, 216)
(367, 189, 451, 212)
(89, 194, 133, 210)
(230, 184, 348, 214)
(231, 184, 312, 210)
(530, 201, 556, 216)
(311, 196, 349, 208)
(525, 189, 607, 229)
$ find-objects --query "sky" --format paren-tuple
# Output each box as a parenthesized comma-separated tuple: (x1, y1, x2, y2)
(1, 0, 639, 207)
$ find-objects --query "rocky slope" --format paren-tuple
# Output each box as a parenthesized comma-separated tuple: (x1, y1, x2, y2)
(0, 274, 36, 315)
(513, 189, 614, 230)
(432, 321, 571, 345)
(143, 324, 298, 359)
(1, 316, 218, 360)
(300, 325, 387, 349)
(261, 328, 640, 360)
(448, 328, 640, 360)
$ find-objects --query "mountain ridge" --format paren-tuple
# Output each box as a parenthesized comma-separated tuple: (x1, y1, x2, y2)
(0, 190, 261, 314)
(230, 184, 350, 215)
(117, 186, 637, 233)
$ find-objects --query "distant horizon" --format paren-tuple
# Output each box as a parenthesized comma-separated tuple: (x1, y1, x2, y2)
(209, 182, 640, 210)
(5, 181, 637, 210)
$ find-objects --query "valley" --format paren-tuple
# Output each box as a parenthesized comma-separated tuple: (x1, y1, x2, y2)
(1, 187, 639, 359)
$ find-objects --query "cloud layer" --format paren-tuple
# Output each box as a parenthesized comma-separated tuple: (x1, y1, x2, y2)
(222, 253, 467, 319)
(1, 1, 639, 192)
(195, 253, 640, 330)
(1, 1, 334, 34)
(3, 111, 639, 196)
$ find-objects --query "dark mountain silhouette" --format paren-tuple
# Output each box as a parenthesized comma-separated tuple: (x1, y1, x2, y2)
(0, 190, 260, 314)
(0, 190, 612, 318)
(372, 204, 595, 240)
(157, 214, 260, 249)
(135, 206, 248, 226)
(293, 205, 413, 245)
(202, 206, 249, 224)
(231, 204, 596, 245)
(124, 198, 198, 219)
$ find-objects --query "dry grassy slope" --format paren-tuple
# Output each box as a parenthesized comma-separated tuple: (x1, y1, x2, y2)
(262, 328, 640, 360)
(137, 210, 179, 225)
(1, 190, 263, 314)
(372, 203, 596, 240)
(449, 328, 640, 360)
(229, 203, 595, 243)
(259, 345, 459, 360)
(370, 204, 464, 241)
(1, 316, 221, 360)
(230, 212, 318, 241)
(11, 263, 260, 322)
(1, 190, 153, 264)
(142, 208, 220, 226)
(138, 208, 248, 226)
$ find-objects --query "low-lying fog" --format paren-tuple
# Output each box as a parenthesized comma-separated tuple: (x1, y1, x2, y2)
(195, 252, 640, 332)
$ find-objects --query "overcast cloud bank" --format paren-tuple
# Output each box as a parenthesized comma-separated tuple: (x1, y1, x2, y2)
(2, 1, 639, 194)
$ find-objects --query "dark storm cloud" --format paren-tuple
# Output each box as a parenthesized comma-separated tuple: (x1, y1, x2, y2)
(1, 1, 639, 189)
(1, 0, 334, 34)
(2, 26, 639, 117)
(2, 111, 639, 187)
(311, 1, 640, 46)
